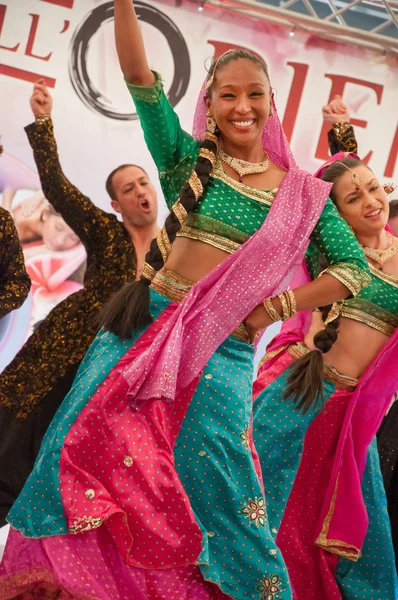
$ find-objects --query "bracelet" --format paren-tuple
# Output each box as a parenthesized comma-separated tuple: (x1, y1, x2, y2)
(278, 292, 290, 321)
(263, 297, 282, 323)
(35, 114, 51, 124)
(285, 289, 297, 319)
(276, 290, 297, 321)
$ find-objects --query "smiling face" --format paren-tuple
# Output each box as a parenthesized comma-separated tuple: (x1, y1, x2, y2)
(110, 166, 158, 228)
(332, 165, 389, 236)
(205, 58, 271, 150)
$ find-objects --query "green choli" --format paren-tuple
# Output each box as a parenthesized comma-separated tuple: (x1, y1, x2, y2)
(307, 242, 398, 336)
(127, 73, 370, 296)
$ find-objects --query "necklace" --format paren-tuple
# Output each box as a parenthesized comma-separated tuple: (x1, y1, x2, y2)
(218, 148, 270, 183)
(361, 232, 398, 268)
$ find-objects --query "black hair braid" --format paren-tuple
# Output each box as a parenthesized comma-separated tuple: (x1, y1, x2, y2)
(283, 304, 341, 414)
(100, 138, 218, 340)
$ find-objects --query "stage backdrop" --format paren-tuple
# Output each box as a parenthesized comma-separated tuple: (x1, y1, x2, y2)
(0, 0, 397, 369)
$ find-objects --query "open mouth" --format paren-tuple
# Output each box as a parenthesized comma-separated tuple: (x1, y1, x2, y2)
(365, 208, 382, 218)
(140, 199, 151, 213)
(230, 119, 255, 130)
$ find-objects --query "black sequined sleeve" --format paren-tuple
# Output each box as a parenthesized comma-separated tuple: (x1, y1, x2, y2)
(25, 118, 111, 253)
(0, 208, 31, 318)
(328, 122, 358, 156)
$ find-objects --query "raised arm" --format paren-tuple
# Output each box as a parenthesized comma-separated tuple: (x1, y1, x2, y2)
(0, 208, 31, 318)
(114, 0, 199, 205)
(322, 95, 358, 155)
(114, 0, 155, 86)
(25, 81, 113, 252)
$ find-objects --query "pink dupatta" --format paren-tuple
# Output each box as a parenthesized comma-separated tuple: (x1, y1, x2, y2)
(259, 152, 398, 597)
(122, 79, 331, 406)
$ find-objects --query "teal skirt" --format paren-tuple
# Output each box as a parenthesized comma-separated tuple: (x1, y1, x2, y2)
(253, 347, 397, 599)
(4, 288, 293, 600)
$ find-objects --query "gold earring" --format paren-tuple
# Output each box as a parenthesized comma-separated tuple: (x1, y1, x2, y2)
(206, 115, 217, 135)
(384, 183, 396, 195)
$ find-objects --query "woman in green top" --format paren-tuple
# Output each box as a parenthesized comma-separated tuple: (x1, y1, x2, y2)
(0, 2, 371, 599)
(253, 155, 398, 599)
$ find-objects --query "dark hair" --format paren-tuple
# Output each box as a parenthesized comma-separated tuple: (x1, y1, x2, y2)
(284, 157, 365, 412)
(100, 49, 268, 340)
(284, 305, 340, 414)
(206, 49, 271, 97)
(105, 164, 148, 201)
(389, 199, 398, 219)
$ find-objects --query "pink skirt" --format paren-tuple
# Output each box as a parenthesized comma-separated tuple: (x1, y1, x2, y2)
(0, 526, 230, 600)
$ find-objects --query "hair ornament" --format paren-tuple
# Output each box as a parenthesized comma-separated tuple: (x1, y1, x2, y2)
(205, 50, 237, 91)
(335, 161, 362, 189)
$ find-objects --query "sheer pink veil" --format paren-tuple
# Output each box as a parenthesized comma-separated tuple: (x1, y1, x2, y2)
(192, 80, 296, 171)
(121, 63, 331, 405)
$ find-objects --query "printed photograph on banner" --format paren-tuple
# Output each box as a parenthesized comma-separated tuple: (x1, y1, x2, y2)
(0, 153, 86, 368)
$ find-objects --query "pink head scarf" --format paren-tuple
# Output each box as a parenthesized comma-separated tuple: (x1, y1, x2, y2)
(121, 53, 331, 406)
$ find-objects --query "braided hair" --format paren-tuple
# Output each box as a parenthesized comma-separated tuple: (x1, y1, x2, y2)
(101, 49, 271, 339)
(284, 157, 368, 413)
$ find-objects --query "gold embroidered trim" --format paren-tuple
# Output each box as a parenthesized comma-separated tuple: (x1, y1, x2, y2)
(0, 566, 98, 600)
(320, 263, 371, 296)
(151, 269, 249, 342)
(288, 343, 358, 390)
(176, 225, 241, 254)
(189, 170, 204, 200)
(212, 157, 278, 206)
(142, 262, 156, 281)
(185, 212, 250, 244)
(315, 475, 362, 561)
(156, 227, 172, 264)
(199, 147, 217, 167)
(369, 263, 398, 288)
(69, 515, 103, 534)
(257, 344, 289, 372)
(172, 200, 188, 225)
(341, 306, 395, 337)
(125, 71, 163, 104)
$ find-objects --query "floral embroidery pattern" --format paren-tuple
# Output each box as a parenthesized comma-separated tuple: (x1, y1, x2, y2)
(256, 574, 283, 599)
(240, 497, 266, 527)
(239, 427, 250, 450)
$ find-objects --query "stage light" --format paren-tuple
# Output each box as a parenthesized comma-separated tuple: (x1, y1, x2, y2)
(289, 27, 296, 37)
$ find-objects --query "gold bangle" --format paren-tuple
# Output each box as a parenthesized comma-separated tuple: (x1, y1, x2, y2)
(286, 290, 297, 319)
(263, 297, 282, 323)
(277, 292, 290, 321)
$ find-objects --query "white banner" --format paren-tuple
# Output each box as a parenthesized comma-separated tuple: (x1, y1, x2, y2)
(0, 0, 397, 367)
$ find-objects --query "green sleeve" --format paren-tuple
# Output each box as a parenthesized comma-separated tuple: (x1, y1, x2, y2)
(309, 197, 371, 296)
(126, 73, 200, 209)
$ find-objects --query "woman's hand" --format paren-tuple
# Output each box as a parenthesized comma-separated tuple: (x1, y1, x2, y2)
(322, 94, 350, 125)
(244, 303, 274, 343)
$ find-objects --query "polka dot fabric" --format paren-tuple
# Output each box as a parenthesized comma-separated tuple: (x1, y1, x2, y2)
(6, 290, 172, 537)
(0, 525, 231, 600)
(2, 291, 292, 600)
(253, 348, 397, 599)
